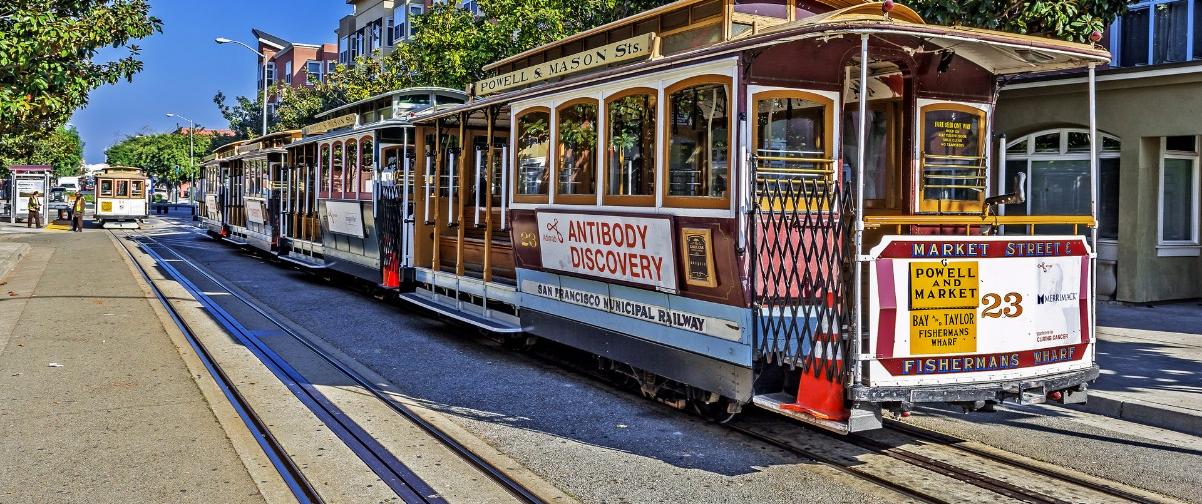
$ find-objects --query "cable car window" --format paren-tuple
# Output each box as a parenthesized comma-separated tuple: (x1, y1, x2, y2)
(100, 180, 113, 197)
(666, 77, 731, 207)
(606, 90, 657, 205)
(919, 104, 986, 213)
(361, 137, 374, 193)
(555, 99, 599, 202)
(116, 180, 130, 198)
(346, 138, 359, 196)
(515, 108, 551, 201)
(755, 92, 833, 185)
(332, 142, 344, 193)
(320, 144, 331, 193)
(131, 180, 144, 198)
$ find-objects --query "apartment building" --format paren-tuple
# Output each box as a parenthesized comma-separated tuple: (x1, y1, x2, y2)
(336, 0, 480, 66)
(253, 28, 338, 115)
(996, 0, 1202, 302)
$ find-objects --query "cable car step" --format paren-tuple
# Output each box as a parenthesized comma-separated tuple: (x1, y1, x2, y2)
(278, 253, 331, 269)
(752, 393, 852, 434)
(397, 292, 523, 334)
(221, 236, 248, 246)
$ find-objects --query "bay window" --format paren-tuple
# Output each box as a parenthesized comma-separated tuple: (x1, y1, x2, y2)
(1112, 0, 1200, 66)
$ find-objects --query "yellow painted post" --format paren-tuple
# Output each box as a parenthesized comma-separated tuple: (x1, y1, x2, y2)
(483, 107, 495, 283)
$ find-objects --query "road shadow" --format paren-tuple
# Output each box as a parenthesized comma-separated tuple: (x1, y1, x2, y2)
(1099, 301, 1202, 335)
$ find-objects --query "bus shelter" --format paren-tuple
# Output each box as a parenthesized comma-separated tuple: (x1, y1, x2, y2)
(5, 165, 53, 224)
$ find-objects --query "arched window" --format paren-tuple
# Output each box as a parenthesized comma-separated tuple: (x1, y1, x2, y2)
(1003, 128, 1121, 239)
(332, 141, 344, 194)
(346, 138, 359, 197)
(320, 143, 331, 194)
(605, 88, 657, 206)
(360, 136, 374, 195)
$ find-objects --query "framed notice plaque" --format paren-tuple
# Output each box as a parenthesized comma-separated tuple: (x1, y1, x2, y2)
(681, 228, 717, 288)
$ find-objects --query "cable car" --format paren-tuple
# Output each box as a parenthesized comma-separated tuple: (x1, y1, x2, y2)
(207, 0, 1109, 433)
(94, 166, 150, 229)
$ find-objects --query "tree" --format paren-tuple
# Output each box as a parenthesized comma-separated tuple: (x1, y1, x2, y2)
(0, 1, 162, 160)
(213, 91, 267, 140)
(0, 125, 84, 177)
(105, 132, 212, 193)
(909, 0, 1127, 42)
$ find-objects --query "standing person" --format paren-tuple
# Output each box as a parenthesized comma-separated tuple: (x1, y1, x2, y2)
(26, 191, 43, 228)
(72, 192, 86, 232)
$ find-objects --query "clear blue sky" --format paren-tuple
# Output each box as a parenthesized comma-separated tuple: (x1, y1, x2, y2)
(70, 1, 347, 163)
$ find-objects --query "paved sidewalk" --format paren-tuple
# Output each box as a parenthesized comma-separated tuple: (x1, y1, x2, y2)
(0, 225, 265, 502)
(1085, 302, 1202, 435)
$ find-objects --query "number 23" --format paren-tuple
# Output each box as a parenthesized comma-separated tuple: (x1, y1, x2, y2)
(982, 292, 1023, 318)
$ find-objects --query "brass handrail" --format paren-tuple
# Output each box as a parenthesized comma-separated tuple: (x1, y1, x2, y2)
(864, 214, 1096, 236)
(925, 154, 986, 161)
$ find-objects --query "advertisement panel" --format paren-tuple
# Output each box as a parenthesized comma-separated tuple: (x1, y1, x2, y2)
(535, 211, 677, 291)
(325, 201, 365, 238)
(204, 194, 219, 218)
(15, 178, 45, 217)
(868, 236, 1092, 386)
(246, 201, 266, 224)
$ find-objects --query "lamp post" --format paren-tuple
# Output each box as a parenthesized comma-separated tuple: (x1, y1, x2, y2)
(215, 37, 268, 137)
(167, 113, 195, 207)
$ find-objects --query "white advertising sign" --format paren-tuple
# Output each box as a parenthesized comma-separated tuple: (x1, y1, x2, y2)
(246, 201, 266, 224)
(204, 194, 219, 218)
(325, 201, 365, 238)
(522, 280, 740, 341)
(868, 236, 1093, 386)
(536, 212, 678, 291)
(15, 178, 45, 216)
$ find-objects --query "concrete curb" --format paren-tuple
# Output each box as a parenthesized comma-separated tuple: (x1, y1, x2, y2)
(1072, 391, 1202, 437)
(0, 243, 31, 281)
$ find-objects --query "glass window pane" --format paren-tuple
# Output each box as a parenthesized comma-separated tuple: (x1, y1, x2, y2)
(1033, 132, 1060, 153)
(1162, 158, 1194, 241)
(1102, 136, 1121, 152)
(346, 140, 358, 193)
(1030, 159, 1090, 216)
(1099, 158, 1121, 240)
(361, 138, 374, 193)
(320, 144, 330, 193)
(332, 143, 344, 193)
(1066, 131, 1091, 152)
(556, 101, 598, 196)
(921, 108, 983, 203)
(117, 180, 129, 198)
(842, 108, 887, 199)
(760, 96, 830, 183)
(100, 180, 113, 197)
(668, 83, 730, 198)
(516, 111, 550, 196)
(1166, 135, 1197, 152)
(1121, 8, 1150, 66)
(607, 93, 657, 197)
(1196, 0, 1202, 60)
(1006, 138, 1028, 155)
(1153, 1, 1188, 64)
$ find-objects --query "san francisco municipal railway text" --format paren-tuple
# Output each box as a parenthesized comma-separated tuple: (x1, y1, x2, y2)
(567, 220, 665, 282)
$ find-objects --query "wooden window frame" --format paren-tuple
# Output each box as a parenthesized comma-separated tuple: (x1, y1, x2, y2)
(332, 140, 345, 197)
(360, 134, 375, 199)
(917, 102, 988, 214)
(662, 74, 734, 210)
(751, 88, 836, 177)
(512, 106, 553, 204)
(116, 179, 130, 198)
(100, 179, 113, 197)
(604, 87, 659, 207)
(131, 180, 144, 198)
(553, 97, 601, 205)
(319, 143, 331, 197)
(346, 137, 359, 199)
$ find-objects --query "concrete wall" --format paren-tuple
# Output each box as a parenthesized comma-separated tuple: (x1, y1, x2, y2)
(997, 69, 1202, 303)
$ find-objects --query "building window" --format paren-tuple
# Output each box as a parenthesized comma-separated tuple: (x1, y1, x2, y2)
(339, 35, 349, 64)
(264, 62, 275, 87)
(267, 102, 278, 119)
(605, 89, 657, 206)
(408, 5, 424, 38)
(1112, 0, 1199, 66)
(370, 19, 383, 54)
(461, 0, 480, 16)
(665, 75, 732, 208)
(386, 17, 394, 46)
(283, 60, 292, 84)
(306, 60, 323, 84)
(393, 6, 405, 42)
(327, 61, 336, 75)
(514, 107, 551, 202)
(1159, 135, 1200, 254)
(1004, 129, 1122, 238)
(555, 99, 599, 202)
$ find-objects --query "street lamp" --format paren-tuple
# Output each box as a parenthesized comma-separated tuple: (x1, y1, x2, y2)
(166, 112, 195, 205)
(215, 36, 268, 137)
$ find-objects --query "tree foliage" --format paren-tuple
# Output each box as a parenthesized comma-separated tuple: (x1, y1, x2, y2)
(909, 0, 1127, 42)
(104, 132, 221, 186)
(0, 0, 162, 160)
(0, 125, 84, 177)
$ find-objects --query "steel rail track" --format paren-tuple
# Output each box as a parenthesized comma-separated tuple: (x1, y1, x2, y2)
(133, 229, 549, 504)
(110, 230, 325, 504)
(883, 419, 1169, 504)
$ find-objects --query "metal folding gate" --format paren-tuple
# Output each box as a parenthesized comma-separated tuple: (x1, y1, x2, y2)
(751, 171, 854, 403)
(377, 180, 406, 288)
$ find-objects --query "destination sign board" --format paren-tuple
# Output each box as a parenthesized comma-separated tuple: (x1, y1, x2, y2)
(475, 33, 656, 96)
(303, 114, 357, 136)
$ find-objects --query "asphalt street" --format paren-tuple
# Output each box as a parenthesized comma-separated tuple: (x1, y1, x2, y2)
(145, 215, 1202, 504)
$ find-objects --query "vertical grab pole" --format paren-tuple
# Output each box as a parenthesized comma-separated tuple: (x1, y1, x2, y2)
(852, 33, 870, 386)
(448, 149, 457, 226)
(402, 129, 413, 267)
(500, 146, 509, 230)
(1087, 63, 1099, 346)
